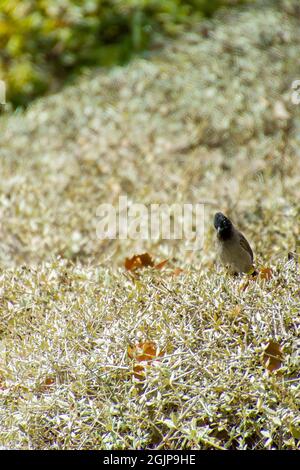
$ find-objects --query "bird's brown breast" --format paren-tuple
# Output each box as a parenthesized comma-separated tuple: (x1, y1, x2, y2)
(216, 231, 253, 273)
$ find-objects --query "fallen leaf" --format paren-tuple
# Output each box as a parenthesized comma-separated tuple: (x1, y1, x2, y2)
(132, 364, 145, 380)
(239, 267, 272, 290)
(259, 267, 273, 280)
(39, 376, 56, 391)
(154, 259, 169, 270)
(128, 341, 164, 379)
(128, 341, 162, 361)
(262, 340, 283, 372)
(125, 253, 154, 271)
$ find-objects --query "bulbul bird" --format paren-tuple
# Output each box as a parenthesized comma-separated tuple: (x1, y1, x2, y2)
(214, 212, 255, 274)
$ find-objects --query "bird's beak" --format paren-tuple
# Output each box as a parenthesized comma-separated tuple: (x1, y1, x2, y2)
(217, 227, 221, 233)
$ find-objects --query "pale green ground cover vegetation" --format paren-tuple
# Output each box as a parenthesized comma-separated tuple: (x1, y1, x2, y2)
(0, 0, 299, 449)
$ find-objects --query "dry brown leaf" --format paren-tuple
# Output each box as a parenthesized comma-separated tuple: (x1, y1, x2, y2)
(259, 267, 273, 281)
(132, 364, 145, 380)
(39, 376, 56, 391)
(262, 340, 283, 372)
(128, 341, 164, 379)
(128, 341, 163, 361)
(239, 267, 272, 290)
(124, 254, 181, 276)
(124, 253, 154, 271)
(154, 259, 169, 270)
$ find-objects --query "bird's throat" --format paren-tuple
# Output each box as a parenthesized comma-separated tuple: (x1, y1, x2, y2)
(217, 227, 233, 241)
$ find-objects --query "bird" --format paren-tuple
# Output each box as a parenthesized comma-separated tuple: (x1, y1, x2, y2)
(214, 212, 255, 274)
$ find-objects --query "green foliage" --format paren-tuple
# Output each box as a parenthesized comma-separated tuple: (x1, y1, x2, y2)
(0, 0, 249, 107)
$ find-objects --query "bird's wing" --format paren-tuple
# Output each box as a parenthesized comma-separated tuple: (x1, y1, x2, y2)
(239, 232, 253, 262)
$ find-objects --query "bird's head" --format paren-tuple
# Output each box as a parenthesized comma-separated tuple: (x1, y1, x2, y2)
(214, 212, 233, 240)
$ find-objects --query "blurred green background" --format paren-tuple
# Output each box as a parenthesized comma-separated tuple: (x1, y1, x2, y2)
(0, 0, 250, 108)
